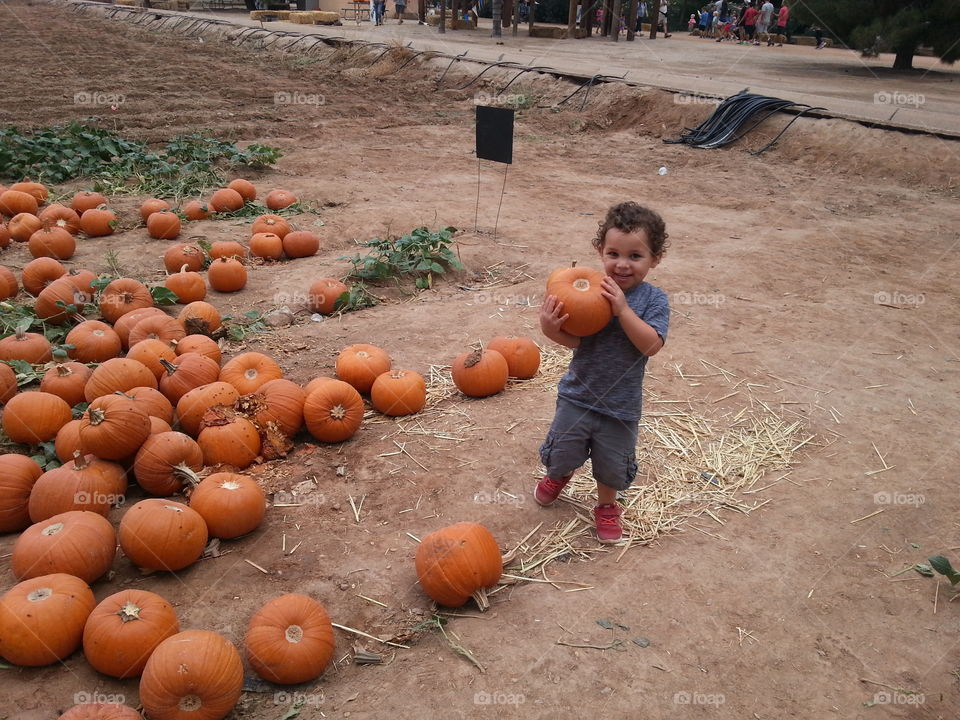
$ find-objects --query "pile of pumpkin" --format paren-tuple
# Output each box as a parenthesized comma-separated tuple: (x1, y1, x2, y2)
(0, 573, 336, 719)
(0, 179, 319, 303)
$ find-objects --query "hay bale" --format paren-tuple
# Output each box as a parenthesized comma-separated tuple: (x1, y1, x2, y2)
(288, 10, 319, 22)
(312, 10, 340, 23)
(529, 26, 567, 39)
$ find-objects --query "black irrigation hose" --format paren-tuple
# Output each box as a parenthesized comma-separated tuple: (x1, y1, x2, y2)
(665, 89, 826, 152)
(449, 60, 525, 91)
(496, 65, 554, 96)
(437, 51, 469, 85)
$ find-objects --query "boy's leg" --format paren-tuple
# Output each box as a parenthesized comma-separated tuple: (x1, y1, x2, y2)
(589, 416, 639, 543)
(535, 399, 593, 506)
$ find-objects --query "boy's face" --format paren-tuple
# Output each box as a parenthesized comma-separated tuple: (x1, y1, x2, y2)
(599, 227, 660, 292)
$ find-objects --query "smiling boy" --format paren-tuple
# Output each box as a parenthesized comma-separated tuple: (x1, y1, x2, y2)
(537, 202, 670, 543)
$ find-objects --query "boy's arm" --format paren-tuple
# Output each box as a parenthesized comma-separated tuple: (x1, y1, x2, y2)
(600, 277, 666, 356)
(540, 295, 581, 349)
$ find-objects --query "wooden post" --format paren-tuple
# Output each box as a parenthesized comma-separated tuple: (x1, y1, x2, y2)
(626, 0, 637, 40)
(502, 0, 512, 27)
(649, 0, 657, 38)
(451, 0, 458, 28)
(527, 0, 535, 33)
(439, 0, 446, 32)
(567, 0, 577, 36)
(610, 0, 621, 40)
(512, 0, 520, 35)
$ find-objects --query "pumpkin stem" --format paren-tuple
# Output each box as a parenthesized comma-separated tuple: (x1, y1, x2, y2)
(470, 588, 491, 612)
(463, 348, 483, 369)
(571, 260, 578, 268)
(55, 363, 74, 378)
(158, 358, 178, 376)
(116, 600, 143, 623)
(71, 450, 89, 470)
(87, 407, 107, 426)
(174, 462, 203, 488)
(329, 404, 347, 421)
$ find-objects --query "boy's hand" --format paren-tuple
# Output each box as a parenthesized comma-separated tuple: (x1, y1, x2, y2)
(539, 294, 570, 334)
(600, 276, 628, 316)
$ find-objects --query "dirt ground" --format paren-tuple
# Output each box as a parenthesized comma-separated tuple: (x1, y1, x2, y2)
(1, 1, 959, 719)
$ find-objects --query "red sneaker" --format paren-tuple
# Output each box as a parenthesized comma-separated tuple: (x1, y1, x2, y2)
(534, 474, 572, 506)
(594, 503, 623, 544)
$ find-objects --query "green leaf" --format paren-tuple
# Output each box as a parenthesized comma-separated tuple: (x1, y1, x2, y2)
(928, 556, 960, 585)
(913, 563, 934, 577)
(150, 286, 180, 306)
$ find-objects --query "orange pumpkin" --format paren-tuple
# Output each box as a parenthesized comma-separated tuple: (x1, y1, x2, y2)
(250, 214, 289, 238)
(245, 594, 334, 685)
(0, 454, 43, 533)
(2, 391, 71, 444)
(207, 240, 246, 260)
(119, 499, 208, 571)
(27, 453, 126, 522)
(65, 320, 122, 363)
(414, 522, 503, 608)
(307, 277, 347, 314)
(8, 212, 43, 242)
(59, 703, 143, 720)
(133, 431, 204, 496)
(190, 472, 265, 538)
(545, 266, 613, 337)
(219, 352, 282, 395)
(78, 394, 152, 460)
(265, 188, 298, 210)
(227, 178, 257, 202)
(165, 267, 206, 304)
(182, 200, 210, 221)
(0, 265, 17, 298)
(486, 336, 541, 379)
(82, 589, 179, 679)
(146, 209, 181, 240)
(9, 181, 48, 204)
(38, 203, 81, 235)
(239, 378, 305, 436)
(158, 353, 221, 404)
(370, 369, 426, 416)
(197, 408, 261, 469)
(0, 189, 39, 217)
(0, 573, 95, 666)
(28, 224, 76, 259)
(139, 198, 171, 223)
(139, 630, 243, 720)
(175, 334, 221, 364)
(21, 256, 65, 296)
(0, 328, 53, 364)
(114, 306, 168, 349)
(79, 207, 118, 237)
(163, 243, 205, 273)
(249, 232, 283, 260)
(70, 190, 107, 215)
(34, 276, 90, 324)
(207, 257, 247, 293)
(335, 344, 391, 395)
(39, 362, 92, 407)
(84, 358, 158, 402)
(303, 379, 364, 443)
(128, 313, 186, 348)
(175, 382, 240, 438)
(209, 187, 244, 213)
(0, 363, 15, 405)
(99, 277, 154, 325)
(126, 338, 178, 380)
(281, 230, 319, 259)
(12, 510, 116, 583)
(0, 225, 9, 251)
(54, 419, 83, 463)
(125, 386, 176, 424)
(451, 348, 509, 398)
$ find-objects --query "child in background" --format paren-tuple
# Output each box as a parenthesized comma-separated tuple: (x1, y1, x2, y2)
(536, 202, 670, 544)
(688, 13, 697, 31)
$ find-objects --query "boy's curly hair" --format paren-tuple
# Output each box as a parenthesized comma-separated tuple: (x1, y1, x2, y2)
(592, 202, 669, 257)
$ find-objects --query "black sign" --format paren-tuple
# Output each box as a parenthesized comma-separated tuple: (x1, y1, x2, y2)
(476, 105, 514, 165)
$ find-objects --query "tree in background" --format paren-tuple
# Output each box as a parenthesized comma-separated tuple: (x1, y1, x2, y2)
(795, 0, 960, 70)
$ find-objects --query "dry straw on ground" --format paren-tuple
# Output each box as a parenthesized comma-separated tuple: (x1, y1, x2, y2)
(418, 344, 815, 581)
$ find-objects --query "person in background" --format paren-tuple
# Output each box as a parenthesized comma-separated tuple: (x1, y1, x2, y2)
(813, 24, 826, 49)
(699, 7, 712, 36)
(742, 0, 757, 43)
(688, 12, 697, 31)
(758, 0, 774, 43)
(769, 0, 789, 45)
(658, 0, 671, 37)
(636, 1, 648, 32)
(394, 0, 406, 23)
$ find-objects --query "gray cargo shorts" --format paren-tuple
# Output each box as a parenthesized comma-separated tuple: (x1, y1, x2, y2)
(539, 397, 639, 491)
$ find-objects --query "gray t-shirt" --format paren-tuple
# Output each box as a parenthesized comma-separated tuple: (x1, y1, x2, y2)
(557, 282, 669, 422)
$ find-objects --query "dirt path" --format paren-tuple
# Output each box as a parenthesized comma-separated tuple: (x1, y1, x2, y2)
(1, 2, 959, 719)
